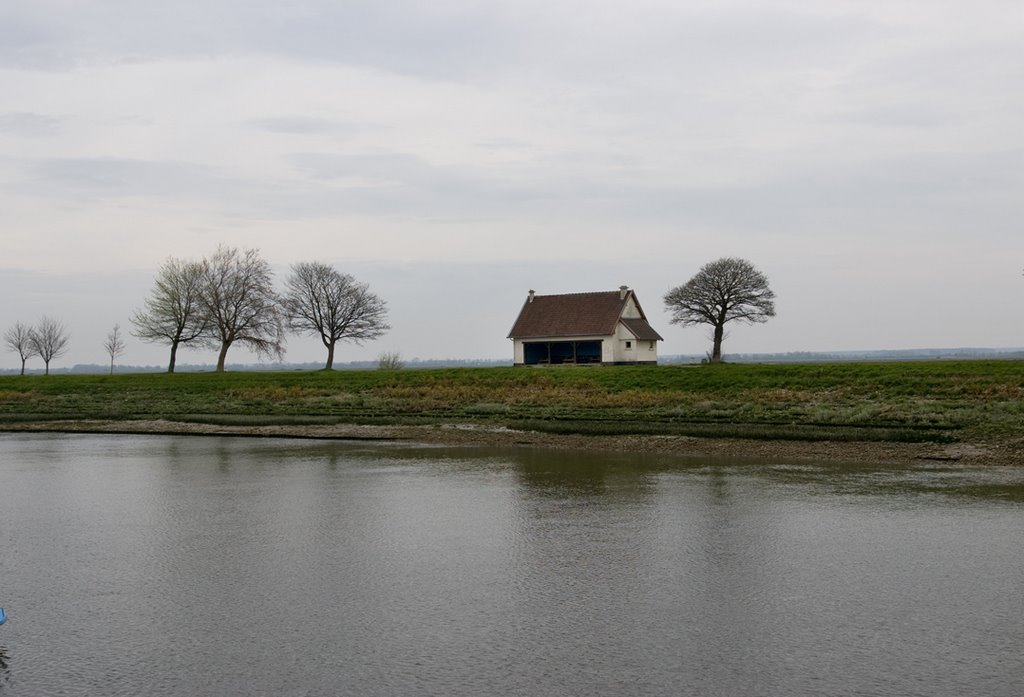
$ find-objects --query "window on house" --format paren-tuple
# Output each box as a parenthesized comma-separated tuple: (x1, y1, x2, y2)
(625, 341, 632, 350)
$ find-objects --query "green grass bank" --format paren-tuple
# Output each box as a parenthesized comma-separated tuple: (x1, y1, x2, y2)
(2, 361, 1023, 447)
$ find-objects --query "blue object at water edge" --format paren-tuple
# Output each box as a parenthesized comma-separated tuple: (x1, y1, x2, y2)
(0, 608, 6, 625)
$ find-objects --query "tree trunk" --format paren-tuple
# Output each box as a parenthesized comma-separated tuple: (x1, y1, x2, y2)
(168, 341, 179, 374)
(325, 342, 335, 370)
(109, 358, 114, 375)
(216, 341, 231, 372)
(711, 323, 724, 363)
(20, 358, 26, 376)
(44, 360, 50, 376)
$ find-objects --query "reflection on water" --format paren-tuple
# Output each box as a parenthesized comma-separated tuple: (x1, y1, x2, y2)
(0, 433, 1022, 697)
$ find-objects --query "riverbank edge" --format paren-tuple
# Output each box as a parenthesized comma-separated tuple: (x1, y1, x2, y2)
(2, 419, 1019, 466)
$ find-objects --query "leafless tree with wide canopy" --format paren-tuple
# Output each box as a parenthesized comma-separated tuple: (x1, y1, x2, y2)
(664, 257, 776, 363)
(131, 257, 208, 373)
(4, 321, 38, 375)
(282, 261, 390, 370)
(198, 246, 285, 372)
(30, 316, 71, 375)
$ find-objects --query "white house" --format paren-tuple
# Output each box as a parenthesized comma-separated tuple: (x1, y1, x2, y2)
(508, 286, 663, 366)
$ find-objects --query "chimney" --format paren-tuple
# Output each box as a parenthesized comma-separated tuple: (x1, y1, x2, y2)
(619, 285, 628, 300)
(528, 289, 535, 303)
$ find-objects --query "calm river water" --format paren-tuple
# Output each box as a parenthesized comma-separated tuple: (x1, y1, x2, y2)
(0, 433, 1022, 696)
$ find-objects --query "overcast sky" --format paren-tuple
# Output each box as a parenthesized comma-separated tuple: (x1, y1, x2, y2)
(1, 0, 1022, 369)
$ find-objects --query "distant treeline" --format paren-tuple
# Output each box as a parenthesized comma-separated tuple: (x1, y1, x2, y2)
(704, 348, 1024, 363)
(1, 357, 513, 375)
(4, 348, 1023, 375)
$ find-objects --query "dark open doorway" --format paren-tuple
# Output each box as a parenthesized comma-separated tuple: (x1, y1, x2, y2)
(523, 340, 602, 365)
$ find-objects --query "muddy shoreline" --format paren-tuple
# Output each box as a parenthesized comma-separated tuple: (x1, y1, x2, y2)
(3, 419, 1020, 466)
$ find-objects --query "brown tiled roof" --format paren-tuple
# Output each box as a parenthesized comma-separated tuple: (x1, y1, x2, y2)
(508, 289, 661, 339)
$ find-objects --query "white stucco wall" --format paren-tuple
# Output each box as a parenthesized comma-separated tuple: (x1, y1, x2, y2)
(620, 295, 642, 319)
(611, 322, 658, 363)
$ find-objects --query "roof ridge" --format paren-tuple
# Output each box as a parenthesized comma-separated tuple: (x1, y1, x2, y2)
(531, 289, 624, 298)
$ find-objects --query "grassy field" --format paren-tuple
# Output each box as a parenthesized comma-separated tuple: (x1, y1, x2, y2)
(1, 360, 1023, 445)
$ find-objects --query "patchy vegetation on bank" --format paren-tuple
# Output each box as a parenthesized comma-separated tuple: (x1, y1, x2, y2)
(1, 361, 1022, 449)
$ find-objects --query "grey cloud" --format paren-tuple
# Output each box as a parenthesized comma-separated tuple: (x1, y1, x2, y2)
(13, 141, 1023, 239)
(607, 148, 1024, 237)
(13, 153, 526, 222)
(249, 117, 346, 135)
(431, 145, 1024, 240)
(285, 151, 556, 215)
(16, 156, 314, 220)
(249, 5, 886, 85)
(0, 3, 244, 69)
(212, 144, 1024, 234)
(288, 152, 435, 182)
(0, 1, 528, 80)
(0, 2, 886, 85)
(27, 157, 217, 197)
(245, 2, 526, 81)
(17, 156, 327, 220)
(824, 103, 953, 128)
(0, 9, 68, 69)
(850, 36, 1024, 94)
(582, 9, 884, 74)
(474, 137, 533, 151)
(0, 112, 63, 137)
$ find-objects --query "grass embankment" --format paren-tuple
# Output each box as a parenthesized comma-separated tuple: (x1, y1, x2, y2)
(1, 361, 1023, 446)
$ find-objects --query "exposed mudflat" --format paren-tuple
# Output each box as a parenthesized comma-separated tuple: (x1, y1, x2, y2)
(4, 419, 1021, 466)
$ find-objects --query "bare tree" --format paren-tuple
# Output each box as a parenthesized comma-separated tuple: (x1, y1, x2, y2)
(663, 257, 776, 363)
(103, 324, 126, 375)
(198, 245, 285, 372)
(282, 261, 390, 370)
(30, 316, 70, 375)
(4, 321, 38, 375)
(376, 351, 404, 370)
(131, 257, 208, 373)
